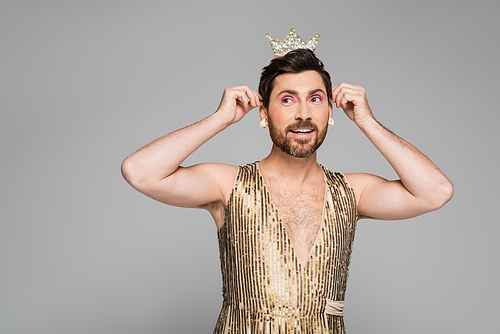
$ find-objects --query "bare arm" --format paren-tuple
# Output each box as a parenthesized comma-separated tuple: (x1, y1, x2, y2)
(332, 83, 454, 220)
(121, 86, 261, 220)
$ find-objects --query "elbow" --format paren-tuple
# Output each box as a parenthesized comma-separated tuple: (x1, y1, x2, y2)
(444, 179, 454, 202)
(429, 177, 454, 210)
(121, 156, 143, 188)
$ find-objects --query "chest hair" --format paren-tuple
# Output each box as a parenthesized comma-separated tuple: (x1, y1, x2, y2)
(265, 178, 325, 257)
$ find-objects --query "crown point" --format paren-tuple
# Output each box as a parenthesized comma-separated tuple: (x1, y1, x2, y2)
(265, 28, 321, 56)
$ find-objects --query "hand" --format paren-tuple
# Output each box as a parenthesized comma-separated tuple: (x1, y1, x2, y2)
(332, 82, 373, 126)
(216, 85, 262, 125)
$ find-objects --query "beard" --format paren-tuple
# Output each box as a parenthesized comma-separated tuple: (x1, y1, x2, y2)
(268, 118, 328, 158)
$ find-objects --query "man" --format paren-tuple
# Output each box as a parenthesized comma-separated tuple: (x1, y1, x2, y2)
(121, 36, 453, 333)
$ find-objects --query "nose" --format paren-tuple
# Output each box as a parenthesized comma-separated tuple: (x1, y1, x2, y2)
(295, 101, 312, 120)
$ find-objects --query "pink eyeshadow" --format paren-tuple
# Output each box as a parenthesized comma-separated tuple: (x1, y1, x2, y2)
(280, 95, 295, 102)
(309, 93, 324, 102)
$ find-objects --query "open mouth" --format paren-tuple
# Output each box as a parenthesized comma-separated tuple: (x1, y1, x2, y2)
(289, 129, 314, 134)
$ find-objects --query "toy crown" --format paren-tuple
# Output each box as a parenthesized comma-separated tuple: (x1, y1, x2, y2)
(266, 28, 321, 56)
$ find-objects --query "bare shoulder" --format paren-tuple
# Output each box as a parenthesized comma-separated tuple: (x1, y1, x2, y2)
(343, 172, 386, 196)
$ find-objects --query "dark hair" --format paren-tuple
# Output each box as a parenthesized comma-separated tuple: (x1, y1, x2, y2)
(258, 49, 332, 110)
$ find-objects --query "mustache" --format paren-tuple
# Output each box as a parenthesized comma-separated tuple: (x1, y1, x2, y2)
(286, 120, 318, 132)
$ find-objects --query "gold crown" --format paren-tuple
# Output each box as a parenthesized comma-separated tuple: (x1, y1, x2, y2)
(266, 28, 321, 56)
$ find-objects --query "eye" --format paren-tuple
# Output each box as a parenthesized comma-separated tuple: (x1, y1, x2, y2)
(310, 95, 323, 103)
(281, 96, 295, 104)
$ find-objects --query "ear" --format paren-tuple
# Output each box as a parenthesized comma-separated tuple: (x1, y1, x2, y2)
(328, 100, 333, 119)
(259, 105, 268, 122)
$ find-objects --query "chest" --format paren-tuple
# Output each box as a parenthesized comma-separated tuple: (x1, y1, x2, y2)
(265, 179, 326, 254)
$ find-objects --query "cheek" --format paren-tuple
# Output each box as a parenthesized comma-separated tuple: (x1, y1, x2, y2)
(273, 112, 292, 124)
(267, 106, 293, 125)
(315, 106, 330, 122)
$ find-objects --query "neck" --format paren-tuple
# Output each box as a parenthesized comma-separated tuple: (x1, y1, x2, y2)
(259, 144, 322, 184)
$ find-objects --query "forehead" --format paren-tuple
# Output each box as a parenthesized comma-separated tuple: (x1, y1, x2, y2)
(272, 70, 326, 96)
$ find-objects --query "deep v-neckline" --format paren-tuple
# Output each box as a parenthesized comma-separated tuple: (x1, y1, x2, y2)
(256, 162, 328, 270)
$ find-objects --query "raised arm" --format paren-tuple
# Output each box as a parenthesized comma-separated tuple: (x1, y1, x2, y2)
(121, 86, 261, 224)
(332, 83, 454, 220)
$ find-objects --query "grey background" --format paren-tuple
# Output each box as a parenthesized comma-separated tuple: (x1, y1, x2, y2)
(1, 0, 498, 333)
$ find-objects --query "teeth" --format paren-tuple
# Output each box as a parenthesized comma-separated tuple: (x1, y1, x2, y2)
(292, 129, 313, 133)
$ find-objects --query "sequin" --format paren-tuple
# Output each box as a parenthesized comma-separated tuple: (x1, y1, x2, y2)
(215, 162, 358, 333)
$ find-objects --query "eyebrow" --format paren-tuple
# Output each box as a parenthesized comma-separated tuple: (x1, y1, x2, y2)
(276, 89, 326, 97)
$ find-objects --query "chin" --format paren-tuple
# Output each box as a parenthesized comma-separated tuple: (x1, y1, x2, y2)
(287, 150, 316, 158)
(282, 139, 321, 158)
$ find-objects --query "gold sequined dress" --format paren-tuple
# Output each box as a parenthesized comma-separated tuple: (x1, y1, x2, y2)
(215, 162, 358, 334)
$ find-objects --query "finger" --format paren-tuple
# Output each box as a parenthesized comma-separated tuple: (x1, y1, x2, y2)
(331, 87, 338, 105)
(333, 82, 359, 98)
(250, 88, 262, 107)
(336, 85, 358, 95)
(331, 85, 340, 101)
(241, 92, 250, 109)
(256, 91, 263, 103)
(253, 90, 262, 107)
(332, 82, 349, 95)
(339, 85, 365, 100)
(352, 92, 366, 105)
(341, 95, 349, 109)
(241, 88, 252, 109)
(342, 91, 365, 107)
(242, 86, 259, 109)
(245, 87, 258, 108)
(335, 90, 343, 109)
(234, 89, 249, 109)
(221, 87, 238, 107)
(245, 88, 261, 108)
(333, 84, 348, 107)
